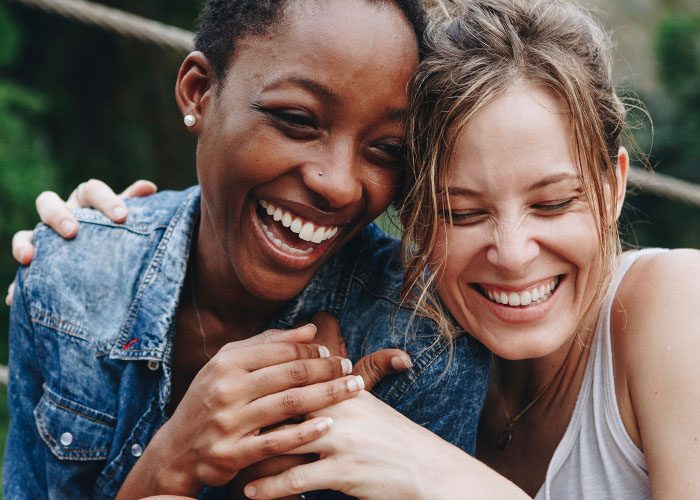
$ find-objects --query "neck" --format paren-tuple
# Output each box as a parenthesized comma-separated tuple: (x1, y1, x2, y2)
(496, 328, 594, 416)
(191, 202, 287, 340)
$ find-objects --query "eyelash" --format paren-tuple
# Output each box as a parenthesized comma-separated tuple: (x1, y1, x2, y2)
(441, 198, 577, 224)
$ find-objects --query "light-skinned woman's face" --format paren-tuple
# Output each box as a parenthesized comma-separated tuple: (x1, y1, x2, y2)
(185, 0, 418, 301)
(433, 83, 603, 361)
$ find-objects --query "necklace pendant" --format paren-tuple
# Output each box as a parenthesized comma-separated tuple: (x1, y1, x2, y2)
(496, 427, 512, 451)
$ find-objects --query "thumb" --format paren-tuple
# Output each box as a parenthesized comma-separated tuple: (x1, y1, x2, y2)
(353, 349, 412, 391)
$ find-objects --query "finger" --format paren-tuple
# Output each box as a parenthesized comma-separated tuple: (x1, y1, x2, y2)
(221, 323, 318, 352)
(310, 312, 347, 358)
(11, 230, 35, 265)
(74, 179, 128, 222)
(245, 375, 364, 430)
(244, 459, 337, 499)
(119, 179, 158, 199)
(5, 283, 15, 307)
(353, 348, 412, 392)
(233, 455, 316, 500)
(248, 356, 352, 398)
(233, 418, 331, 475)
(215, 341, 330, 372)
(35, 191, 78, 238)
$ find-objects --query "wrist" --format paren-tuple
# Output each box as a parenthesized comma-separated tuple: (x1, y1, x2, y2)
(117, 423, 202, 499)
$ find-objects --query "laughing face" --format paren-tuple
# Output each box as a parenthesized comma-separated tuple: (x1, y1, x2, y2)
(433, 83, 604, 361)
(188, 0, 419, 302)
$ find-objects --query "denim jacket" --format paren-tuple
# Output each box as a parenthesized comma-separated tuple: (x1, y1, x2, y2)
(4, 187, 490, 499)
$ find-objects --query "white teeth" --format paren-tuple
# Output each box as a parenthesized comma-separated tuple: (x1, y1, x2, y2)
(282, 213, 292, 228)
(258, 199, 340, 246)
(299, 222, 315, 242)
(483, 278, 560, 308)
(261, 223, 313, 255)
(311, 227, 325, 244)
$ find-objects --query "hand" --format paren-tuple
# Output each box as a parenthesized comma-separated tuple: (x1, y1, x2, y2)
(244, 392, 529, 500)
(229, 312, 413, 500)
(116, 324, 366, 499)
(6, 179, 157, 306)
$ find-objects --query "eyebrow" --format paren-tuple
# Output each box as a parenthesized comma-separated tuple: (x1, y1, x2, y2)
(262, 76, 340, 105)
(446, 172, 580, 197)
(262, 75, 407, 123)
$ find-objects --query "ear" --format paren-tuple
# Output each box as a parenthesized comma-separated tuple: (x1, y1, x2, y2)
(614, 146, 629, 220)
(175, 51, 216, 134)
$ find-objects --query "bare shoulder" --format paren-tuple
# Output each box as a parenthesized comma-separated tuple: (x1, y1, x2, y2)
(613, 251, 700, 494)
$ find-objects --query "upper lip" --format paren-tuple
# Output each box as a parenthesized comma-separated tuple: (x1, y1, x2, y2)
(473, 276, 562, 292)
(256, 197, 359, 228)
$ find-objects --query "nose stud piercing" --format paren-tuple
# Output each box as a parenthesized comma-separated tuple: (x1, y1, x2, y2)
(318, 171, 324, 177)
(184, 114, 196, 127)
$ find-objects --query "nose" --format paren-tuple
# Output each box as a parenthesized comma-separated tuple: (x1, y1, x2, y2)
(300, 142, 363, 209)
(486, 219, 540, 276)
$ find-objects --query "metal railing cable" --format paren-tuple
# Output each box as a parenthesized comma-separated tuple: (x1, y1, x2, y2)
(10, 0, 194, 52)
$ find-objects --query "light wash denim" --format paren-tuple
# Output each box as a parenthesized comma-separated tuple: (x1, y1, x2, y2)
(4, 187, 490, 499)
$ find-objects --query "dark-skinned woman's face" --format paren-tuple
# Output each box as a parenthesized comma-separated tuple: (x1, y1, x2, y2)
(190, 0, 419, 301)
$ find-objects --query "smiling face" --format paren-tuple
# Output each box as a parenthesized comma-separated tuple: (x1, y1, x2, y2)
(432, 83, 605, 360)
(191, 0, 418, 302)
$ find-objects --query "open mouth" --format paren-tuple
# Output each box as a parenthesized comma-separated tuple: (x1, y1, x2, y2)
(256, 199, 341, 257)
(471, 276, 562, 308)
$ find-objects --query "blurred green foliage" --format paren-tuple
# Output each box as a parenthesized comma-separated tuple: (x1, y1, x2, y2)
(622, 12, 700, 248)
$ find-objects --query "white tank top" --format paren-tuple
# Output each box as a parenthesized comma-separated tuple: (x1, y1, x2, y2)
(534, 249, 665, 500)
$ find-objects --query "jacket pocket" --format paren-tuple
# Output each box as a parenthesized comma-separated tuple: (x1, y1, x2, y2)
(34, 387, 116, 461)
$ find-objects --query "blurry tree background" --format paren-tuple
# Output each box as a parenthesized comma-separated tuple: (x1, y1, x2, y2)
(0, 0, 699, 484)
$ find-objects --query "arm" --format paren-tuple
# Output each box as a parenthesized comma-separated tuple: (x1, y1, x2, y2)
(3, 270, 49, 498)
(243, 391, 529, 499)
(618, 249, 700, 499)
(6, 179, 157, 305)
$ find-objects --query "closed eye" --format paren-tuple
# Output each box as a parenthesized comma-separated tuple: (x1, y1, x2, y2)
(532, 198, 576, 212)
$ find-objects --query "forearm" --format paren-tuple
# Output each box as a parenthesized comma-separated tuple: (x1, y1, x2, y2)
(418, 441, 529, 499)
(115, 423, 201, 500)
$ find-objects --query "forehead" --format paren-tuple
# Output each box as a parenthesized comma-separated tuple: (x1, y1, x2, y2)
(225, 0, 419, 105)
(448, 83, 577, 188)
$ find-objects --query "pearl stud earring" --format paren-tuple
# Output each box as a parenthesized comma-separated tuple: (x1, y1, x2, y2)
(184, 114, 196, 127)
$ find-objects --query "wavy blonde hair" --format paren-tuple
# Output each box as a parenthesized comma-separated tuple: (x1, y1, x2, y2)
(399, 0, 627, 339)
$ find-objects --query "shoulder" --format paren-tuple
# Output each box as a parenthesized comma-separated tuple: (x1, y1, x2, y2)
(615, 248, 700, 336)
(612, 250, 700, 476)
(22, 187, 198, 344)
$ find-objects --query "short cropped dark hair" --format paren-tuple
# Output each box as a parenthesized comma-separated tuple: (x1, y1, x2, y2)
(194, 0, 427, 82)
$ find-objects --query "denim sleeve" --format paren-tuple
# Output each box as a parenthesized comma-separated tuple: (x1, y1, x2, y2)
(3, 269, 49, 499)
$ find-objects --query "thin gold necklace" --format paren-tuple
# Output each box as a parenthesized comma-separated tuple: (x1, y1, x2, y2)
(493, 355, 559, 452)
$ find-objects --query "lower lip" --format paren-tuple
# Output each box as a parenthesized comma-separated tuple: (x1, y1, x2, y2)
(471, 280, 562, 325)
(249, 199, 339, 271)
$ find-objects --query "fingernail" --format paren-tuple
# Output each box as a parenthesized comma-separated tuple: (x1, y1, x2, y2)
(316, 417, 333, 432)
(305, 323, 317, 332)
(244, 485, 258, 498)
(60, 220, 75, 236)
(4, 294, 11, 307)
(318, 346, 330, 358)
(18, 248, 29, 263)
(391, 355, 413, 370)
(112, 206, 127, 219)
(347, 375, 364, 392)
(341, 358, 353, 375)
